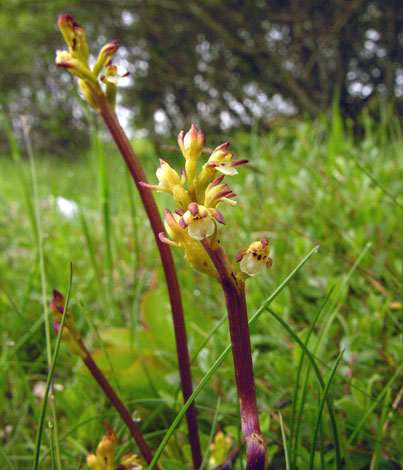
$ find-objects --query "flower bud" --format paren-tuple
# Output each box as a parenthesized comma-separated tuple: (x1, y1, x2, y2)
(204, 175, 237, 208)
(140, 160, 191, 210)
(178, 125, 205, 196)
(55, 50, 97, 84)
(120, 453, 142, 469)
(50, 290, 85, 358)
(156, 159, 181, 190)
(58, 14, 89, 65)
(237, 238, 272, 277)
(93, 41, 119, 77)
(177, 124, 205, 162)
(57, 14, 77, 50)
(86, 452, 102, 470)
(96, 431, 117, 468)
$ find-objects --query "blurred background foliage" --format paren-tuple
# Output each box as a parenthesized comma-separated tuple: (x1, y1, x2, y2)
(0, 0, 402, 154)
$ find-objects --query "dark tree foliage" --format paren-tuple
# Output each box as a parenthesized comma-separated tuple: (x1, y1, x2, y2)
(0, 0, 401, 152)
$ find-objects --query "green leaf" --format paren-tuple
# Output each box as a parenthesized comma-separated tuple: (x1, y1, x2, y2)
(80, 346, 173, 397)
(99, 327, 134, 348)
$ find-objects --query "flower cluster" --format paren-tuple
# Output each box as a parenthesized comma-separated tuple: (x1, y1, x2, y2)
(143, 125, 273, 279)
(86, 430, 142, 470)
(55, 14, 127, 108)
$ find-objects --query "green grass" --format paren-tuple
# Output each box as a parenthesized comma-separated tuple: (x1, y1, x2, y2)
(0, 108, 402, 469)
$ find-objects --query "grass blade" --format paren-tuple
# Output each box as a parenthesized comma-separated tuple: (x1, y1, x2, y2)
(315, 242, 372, 356)
(32, 265, 73, 470)
(290, 287, 335, 468)
(346, 364, 403, 447)
(266, 308, 342, 470)
(308, 351, 344, 470)
(0, 446, 14, 470)
(369, 389, 391, 470)
(279, 411, 290, 470)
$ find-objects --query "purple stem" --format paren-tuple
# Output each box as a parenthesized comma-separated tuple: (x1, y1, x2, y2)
(78, 339, 157, 467)
(202, 240, 266, 470)
(89, 90, 202, 469)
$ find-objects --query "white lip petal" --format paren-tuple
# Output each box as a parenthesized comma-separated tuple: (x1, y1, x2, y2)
(187, 218, 215, 240)
(216, 164, 238, 176)
(240, 253, 265, 277)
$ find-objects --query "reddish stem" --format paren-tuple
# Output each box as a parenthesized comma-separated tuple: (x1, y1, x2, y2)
(89, 91, 202, 469)
(202, 240, 266, 470)
(79, 340, 156, 467)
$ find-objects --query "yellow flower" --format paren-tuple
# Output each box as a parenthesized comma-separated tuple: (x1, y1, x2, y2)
(86, 452, 103, 470)
(160, 210, 217, 277)
(179, 203, 225, 241)
(204, 175, 237, 208)
(96, 431, 117, 470)
(58, 14, 89, 65)
(156, 159, 181, 190)
(93, 41, 120, 77)
(120, 453, 142, 469)
(55, 51, 97, 83)
(196, 142, 248, 199)
(140, 159, 191, 210)
(236, 238, 273, 277)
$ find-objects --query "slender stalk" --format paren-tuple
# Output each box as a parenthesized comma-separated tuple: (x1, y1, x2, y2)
(201, 240, 265, 470)
(33, 265, 73, 470)
(77, 339, 156, 467)
(88, 89, 202, 469)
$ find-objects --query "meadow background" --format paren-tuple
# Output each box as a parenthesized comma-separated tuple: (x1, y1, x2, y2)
(0, 1, 402, 469)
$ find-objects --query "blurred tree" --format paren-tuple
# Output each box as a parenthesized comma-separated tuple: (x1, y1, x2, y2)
(0, 0, 401, 152)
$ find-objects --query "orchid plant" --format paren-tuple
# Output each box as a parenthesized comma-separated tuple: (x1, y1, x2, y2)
(142, 125, 272, 470)
(54, 14, 272, 470)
